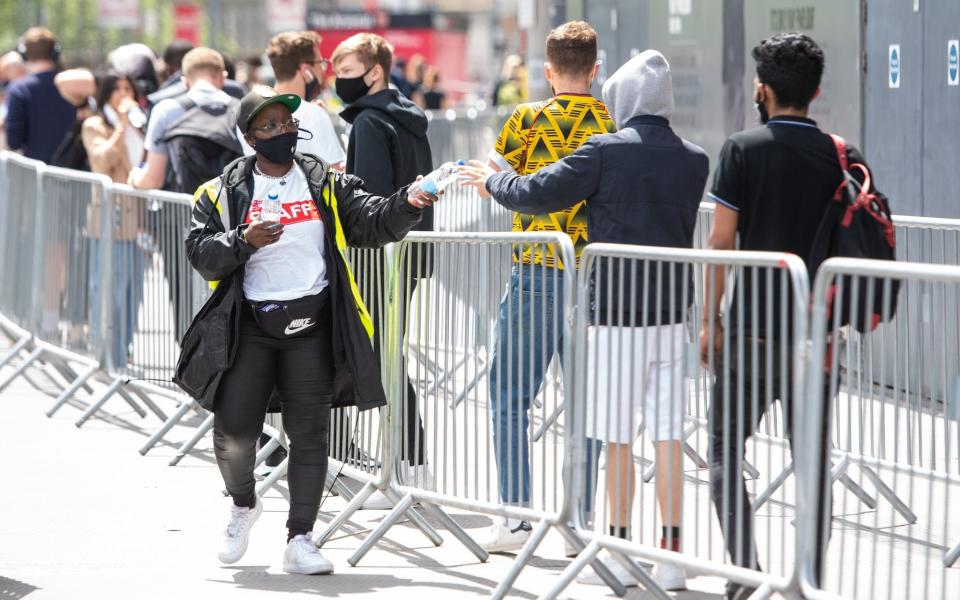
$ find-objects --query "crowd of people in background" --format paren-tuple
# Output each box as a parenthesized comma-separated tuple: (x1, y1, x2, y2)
(0, 20, 864, 599)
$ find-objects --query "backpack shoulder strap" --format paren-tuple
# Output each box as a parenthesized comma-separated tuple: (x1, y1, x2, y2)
(829, 133, 849, 201)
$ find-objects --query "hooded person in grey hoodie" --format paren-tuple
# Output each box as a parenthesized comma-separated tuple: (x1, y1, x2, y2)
(462, 50, 710, 591)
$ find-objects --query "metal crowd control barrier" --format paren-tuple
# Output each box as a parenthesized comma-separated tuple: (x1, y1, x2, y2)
(313, 244, 443, 541)
(316, 232, 629, 598)
(543, 244, 811, 599)
(801, 258, 960, 600)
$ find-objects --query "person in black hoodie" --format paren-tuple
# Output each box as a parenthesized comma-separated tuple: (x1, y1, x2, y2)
(331, 33, 435, 508)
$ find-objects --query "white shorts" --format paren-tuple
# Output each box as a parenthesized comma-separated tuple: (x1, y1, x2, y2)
(585, 323, 687, 443)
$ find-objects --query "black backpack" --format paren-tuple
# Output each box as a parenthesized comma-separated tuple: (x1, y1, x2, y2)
(808, 134, 899, 333)
(161, 96, 242, 194)
(50, 120, 90, 171)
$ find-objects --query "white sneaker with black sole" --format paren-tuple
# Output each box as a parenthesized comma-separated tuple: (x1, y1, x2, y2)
(217, 500, 263, 564)
(283, 533, 334, 575)
(476, 520, 532, 554)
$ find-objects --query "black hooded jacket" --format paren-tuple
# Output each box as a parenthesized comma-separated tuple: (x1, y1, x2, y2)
(340, 89, 434, 232)
(174, 153, 424, 412)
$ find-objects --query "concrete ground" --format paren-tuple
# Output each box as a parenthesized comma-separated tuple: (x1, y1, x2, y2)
(0, 351, 733, 600)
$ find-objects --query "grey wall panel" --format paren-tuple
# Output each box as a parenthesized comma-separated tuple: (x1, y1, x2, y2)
(864, 2, 924, 216)
(744, 0, 863, 149)
(921, 2, 960, 218)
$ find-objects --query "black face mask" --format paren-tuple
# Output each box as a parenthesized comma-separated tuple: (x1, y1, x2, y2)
(336, 67, 373, 104)
(755, 101, 770, 124)
(254, 130, 298, 164)
(304, 73, 321, 102)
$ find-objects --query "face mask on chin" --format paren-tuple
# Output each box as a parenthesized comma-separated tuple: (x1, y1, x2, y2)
(335, 67, 374, 104)
(254, 130, 298, 164)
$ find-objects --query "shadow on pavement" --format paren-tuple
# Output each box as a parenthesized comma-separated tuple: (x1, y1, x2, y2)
(0, 576, 40, 598)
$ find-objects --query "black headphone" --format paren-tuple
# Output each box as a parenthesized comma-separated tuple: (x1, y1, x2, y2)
(17, 37, 61, 62)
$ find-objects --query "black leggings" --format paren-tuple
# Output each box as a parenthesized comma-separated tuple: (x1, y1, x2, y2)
(213, 305, 334, 537)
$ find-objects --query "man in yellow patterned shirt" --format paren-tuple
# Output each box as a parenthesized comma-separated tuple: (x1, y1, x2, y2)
(478, 21, 615, 554)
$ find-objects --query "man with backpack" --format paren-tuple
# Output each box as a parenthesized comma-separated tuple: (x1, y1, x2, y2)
(130, 47, 241, 193)
(700, 33, 889, 599)
(130, 47, 241, 342)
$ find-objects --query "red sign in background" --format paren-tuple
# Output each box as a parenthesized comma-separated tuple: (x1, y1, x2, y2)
(173, 4, 202, 47)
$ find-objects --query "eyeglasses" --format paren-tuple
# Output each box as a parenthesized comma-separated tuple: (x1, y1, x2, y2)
(252, 117, 300, 136)
(306, 59, 330, 72)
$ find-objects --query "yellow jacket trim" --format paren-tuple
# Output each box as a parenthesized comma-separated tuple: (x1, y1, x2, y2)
(322, 174, 374, 338)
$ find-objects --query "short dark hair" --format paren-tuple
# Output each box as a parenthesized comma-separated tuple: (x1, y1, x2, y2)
(545, 21, 597, 77)
(751, 33, 825, 109)
(163, 39, 194, 72)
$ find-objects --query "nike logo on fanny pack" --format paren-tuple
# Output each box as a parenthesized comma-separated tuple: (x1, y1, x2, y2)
(284, 318, 315, 335)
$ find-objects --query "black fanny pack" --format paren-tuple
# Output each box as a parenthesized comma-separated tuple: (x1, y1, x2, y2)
(248, 288, 330, 339)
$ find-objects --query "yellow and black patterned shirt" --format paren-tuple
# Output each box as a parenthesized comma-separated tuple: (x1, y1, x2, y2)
(489, 93, 614, 268)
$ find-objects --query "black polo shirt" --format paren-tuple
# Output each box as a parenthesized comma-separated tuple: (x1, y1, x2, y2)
(709, 115, 876, 338)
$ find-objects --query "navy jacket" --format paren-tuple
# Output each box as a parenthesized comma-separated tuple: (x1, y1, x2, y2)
(486, 115, 709, 326)
(4, 70, 76, 163)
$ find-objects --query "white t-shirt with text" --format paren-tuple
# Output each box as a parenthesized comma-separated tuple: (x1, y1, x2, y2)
(243, 165, 328, 302)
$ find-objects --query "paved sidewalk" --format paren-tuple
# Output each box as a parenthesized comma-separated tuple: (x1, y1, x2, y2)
(0, 357, 729, 600)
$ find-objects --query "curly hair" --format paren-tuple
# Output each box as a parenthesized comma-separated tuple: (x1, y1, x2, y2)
(751, 33, 825, 109)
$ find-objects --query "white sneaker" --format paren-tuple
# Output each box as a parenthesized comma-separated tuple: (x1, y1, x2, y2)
(283, 533, 334, 575)
(217, 500, 263, 564)
(476, 520, 532, 553)
(577, 553, 639, 587)
(652, 562, 687, 591)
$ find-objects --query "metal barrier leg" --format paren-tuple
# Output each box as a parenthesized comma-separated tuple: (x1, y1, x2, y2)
(169, 412, 215, 466)
(45, 363, 98, 417)
(74, 376, 124, 427)
(554, 522, 627, 597)
(124, 385, 168, 422)
(859, 464, 918, 523)
(609, 550, 670, 600)
(490, 519, 551, 600)
(381, 488, 443, 547)
(0, 334, 30, 369)
(540, 540, 605, 600)
(255, 457, 288, 497)
(752, 461, 795, 513)
(745, 582, 775, 599)
(348, 492, 418, 567)
(116, 386, 148, 419)
(531, 400, 563, 443)
(0, 346, 44, 393)
(140, 400, 194, 455)
(314, 481, 377, 547)
(944, 540, 960, 567)
(418, 502, 488, 562)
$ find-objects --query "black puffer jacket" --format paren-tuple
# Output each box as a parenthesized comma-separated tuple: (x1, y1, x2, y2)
(174, 153, 424, 411)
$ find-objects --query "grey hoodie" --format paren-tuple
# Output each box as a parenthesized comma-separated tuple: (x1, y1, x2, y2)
(601, 50, 674, 129)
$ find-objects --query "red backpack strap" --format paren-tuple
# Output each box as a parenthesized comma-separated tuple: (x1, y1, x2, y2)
(829, 134, 849, 201)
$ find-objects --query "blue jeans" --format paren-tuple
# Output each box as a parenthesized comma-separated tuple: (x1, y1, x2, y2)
(489, 265, 600, 515)
(90, 240, 145, 368)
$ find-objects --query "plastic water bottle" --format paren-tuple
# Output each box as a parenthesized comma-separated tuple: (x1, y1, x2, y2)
(261, 191, 283, 222)
(127, 106, 147, 129)
(409, 160, 465, 198)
